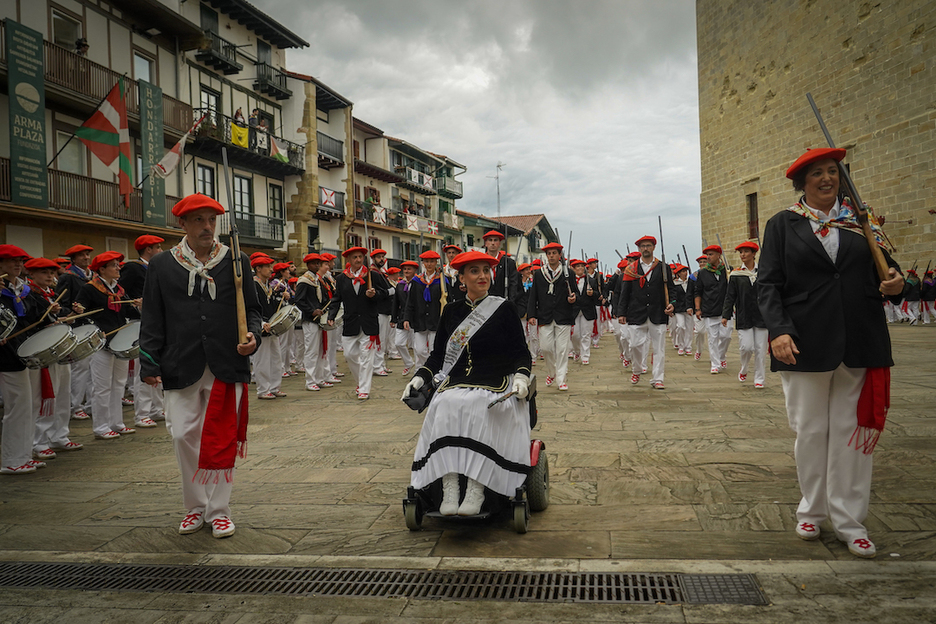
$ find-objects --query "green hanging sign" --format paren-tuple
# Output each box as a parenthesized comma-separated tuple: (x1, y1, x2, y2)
(139, 80, 166, 226)
(6, 20, 48, 208)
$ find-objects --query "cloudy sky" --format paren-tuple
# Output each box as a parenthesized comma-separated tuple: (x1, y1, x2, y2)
(255, 0, 702, 268)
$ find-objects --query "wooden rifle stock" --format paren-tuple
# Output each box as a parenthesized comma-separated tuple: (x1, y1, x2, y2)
(806, 93, 891, 281)
(222, 147, 249, 344)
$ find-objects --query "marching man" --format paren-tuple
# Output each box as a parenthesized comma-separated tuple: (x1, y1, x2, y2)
(694, 245, 731, 374)
(526, 242, 575, 391)
(482, 230, 522, 309)
(404, 250, 444, 370)
(293, 253, 330, 391)
(722, 241, 768, 388)
(569, 259, 599, 365)
(671, 264, 693, 355)
(369, 249, 395, 376)
(392, 261, 419, 376)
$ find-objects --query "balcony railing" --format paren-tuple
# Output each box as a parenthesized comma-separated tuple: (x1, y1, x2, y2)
(395, 165, 436, 194)
(356, 199, 443, 235)
(435, 175, 463, 199)
(195, 30, 243, 75)
(218, 211, 285, 247)
(317, 131, 344, 169)
(254, 62, 291, 100)
(1, 156, 181, 228)
(192, 107, 305, 174)
(318, 187, 345, 220)
(0, 22, 192, 136)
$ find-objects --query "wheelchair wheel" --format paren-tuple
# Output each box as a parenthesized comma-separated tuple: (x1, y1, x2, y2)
(512, 500, 529, 534)
(403, 488, 423, 531)
(527, 452, 550, 512)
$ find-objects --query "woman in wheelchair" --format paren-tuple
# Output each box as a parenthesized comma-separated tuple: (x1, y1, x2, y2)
(403, 250, 532, 516)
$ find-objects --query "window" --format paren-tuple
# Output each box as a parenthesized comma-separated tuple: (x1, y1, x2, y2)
(233, 175, 252, 213)
(51, 9, 82, 50)
(55, 131, 84, 175)
(347, 233, 362, 248)
(307, 225, 320, 253)
(197, 165, 215, 198)
(367, 236, 381, 253)
(353, 140, 360, 159)
(466, 234, 475, 247)
(746, 192, 759, 240)
(200, 86, 220, 124)
(269, 184, 283, 219)
(257, 40, 271, 66)
(200, 5, 219, 32)
(364, 186, 380, 205)
(134, 52, 155, 83)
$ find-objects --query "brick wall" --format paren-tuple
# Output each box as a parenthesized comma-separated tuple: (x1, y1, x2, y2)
(696, 0, 935, 267)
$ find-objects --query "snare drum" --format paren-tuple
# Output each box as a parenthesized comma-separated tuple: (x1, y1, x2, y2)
(267, 304, 301, 336)
(0, 305, 15, 341)
(17, 325, 78, 369)
(59, 323, 105, 364)
(319, 306, 343, 331)
(108, 320, 140, 359)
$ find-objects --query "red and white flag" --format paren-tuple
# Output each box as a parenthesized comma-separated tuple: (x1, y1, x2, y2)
(152, 113, 207, 179)
(75, 78, 132, 206)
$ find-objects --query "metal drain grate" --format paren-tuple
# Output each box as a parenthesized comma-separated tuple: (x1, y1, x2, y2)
(0, 563, 767, 605)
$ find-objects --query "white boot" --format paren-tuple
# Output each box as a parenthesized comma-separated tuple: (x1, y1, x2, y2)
(457, 478, 485, 516)
(439, 472, 460, 516)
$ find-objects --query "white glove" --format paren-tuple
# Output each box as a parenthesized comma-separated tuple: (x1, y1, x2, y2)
(401, 376, 425, 401)
(512, 374, 530, 399)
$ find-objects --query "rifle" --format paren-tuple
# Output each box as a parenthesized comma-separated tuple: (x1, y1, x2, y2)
(658, 216, 672, 315)
(682, 244, 690, 269)
(806, 93, 891, 280)
(565, 230, 574, 297)
(715, 233, 731, 277)
(614, 249, 624, 260)
(363, 211, 373, 289)
(221, 147, 249, 345)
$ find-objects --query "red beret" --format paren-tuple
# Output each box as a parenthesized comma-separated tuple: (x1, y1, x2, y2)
(635, 235, 657, 246)
(735, 241, 760, 252)
(541, 242, 563, 252)
(442, 244, 463, 253)
(696, 255, 707, 262)
(171, 193, 225, 217)
(703, 245, 722, 255)
(450, 250, 499, 271)
(674, 264, 689, 273)
(320, 253, 336, 261)
(370, 248, 387, 257)
(399, 260, 419, 269)
(0, 244, 31, 260)
(482, 230, 505, 240)
(303, 253, 322, 263)
(90, 251, 124, 272)
(586, 258, 598, 264)
(134, 235, 165, 251)
(24, 257, 59, 270)
(288, 277, 298, 284)
(419, 250, 440, 260)
(251, 255, 274, 268)
(570, 259, 585, 267)
(342, 246, 368, 258)
(63, 244, 93, 257)
(617, 259, 629, 269)
(386, 267, 402, 275)
(626, 251, 640, 259)
(249, 252, 268, 260)
(786, 148, 846, 179)
(532, 259, 543, 266)
(272, 262, 290, 272)
(55, 257, 71, 266)
(517, 263, 531, 271)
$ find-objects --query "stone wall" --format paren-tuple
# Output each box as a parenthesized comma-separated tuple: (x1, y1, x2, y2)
(696, 0, 935, 266)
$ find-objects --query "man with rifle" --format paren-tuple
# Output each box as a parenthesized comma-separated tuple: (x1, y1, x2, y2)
(526, 242, 575, 391)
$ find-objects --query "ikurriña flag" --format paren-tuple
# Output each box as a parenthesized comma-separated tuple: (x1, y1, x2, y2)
(75, 78, 133, 207)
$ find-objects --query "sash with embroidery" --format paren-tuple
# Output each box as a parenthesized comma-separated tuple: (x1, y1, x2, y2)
(432, 295, 506, 388)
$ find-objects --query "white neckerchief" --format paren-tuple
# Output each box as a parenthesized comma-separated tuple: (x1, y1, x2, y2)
(543, 264, 563, 295)
(804, 199, 841, 263)
(733, 263, 758, 285)
(171, 237, 229, 300)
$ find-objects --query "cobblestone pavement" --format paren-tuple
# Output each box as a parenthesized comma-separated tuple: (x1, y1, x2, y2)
(0, 324, 934, 622)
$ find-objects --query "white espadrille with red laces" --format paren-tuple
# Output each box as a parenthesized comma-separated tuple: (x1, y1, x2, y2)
(795, 522, 820, 540)
(178, 512, 204, 534)
(34, 449, 56, 460)
(1, 464, 37, 475)
(52, 441, 83, 451)
(848, 538, 876, 558)
(211, 516, 235, 538)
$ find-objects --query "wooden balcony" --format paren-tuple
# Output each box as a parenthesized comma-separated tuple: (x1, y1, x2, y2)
(395, 165, 436, 195)
(189, 108, 305, 177)
(217, 211, 284, 248)
(195, 30, 243, 75)
(317, 131, 344, 170)
(253, 62, 291, 100)
(317, 186, 345, 221)
(0, 157, 181, 229)
(0, 22, 193, 136)
(435, 175, 464, 200)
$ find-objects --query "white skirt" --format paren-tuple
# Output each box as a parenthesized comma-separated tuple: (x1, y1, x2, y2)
(411, 382, 531, 497)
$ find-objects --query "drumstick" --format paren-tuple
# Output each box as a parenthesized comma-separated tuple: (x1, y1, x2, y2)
(1, 290, 69, 342)
(105, 322, 133, 337)
(60, 308, 105, 323)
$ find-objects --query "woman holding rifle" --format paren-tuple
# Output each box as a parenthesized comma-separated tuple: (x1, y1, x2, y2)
(758, 148, 904, 558)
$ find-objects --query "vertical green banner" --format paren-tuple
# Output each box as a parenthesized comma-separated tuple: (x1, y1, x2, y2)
(6, 21, 48, 208)
(139, 80, 166, 226)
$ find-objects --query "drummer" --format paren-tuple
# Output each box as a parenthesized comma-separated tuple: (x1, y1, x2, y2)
(250, 255, 287, 399)
(25, 257, 82, 460)
(271, 262, 295, 377)
(294, 253, 330, 391)
(56, 244, 93, 421)
(1, 245, 50, 474)
(76, 251, 140, 440)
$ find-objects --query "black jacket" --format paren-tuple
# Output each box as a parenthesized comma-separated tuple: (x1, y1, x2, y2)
(443, 270, 466, 306)
(118, 259, 148, 299)
(139, 249, 263, 389)
(75, 277, 130, 341)
(902, 279, 921, 302)
(293, 274, 326, 324)
(328, 271, 389, 337)
(55, 267, 91, 314)
(415, 296, 531, 393)
(721, 271, 765, 330)
(404, 274, 443, 332)
(526, 265, 574, 325)
(392, 280, 411, 325)
(570, 274, 599, 321)
(922, 277, 936, 302)
(615, 261, 675, 326)
(694, 267, 729, 318)
(757, 209, 900, 372)
(372, 267, 395, 315)
(489, 253, 522, 310)
(0, 280, 47, 372)
(672, 280, 689, 311)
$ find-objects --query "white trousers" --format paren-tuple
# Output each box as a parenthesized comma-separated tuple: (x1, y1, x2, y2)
(0, 368, 40, 468)
(34, 363, 72, 451)
(737, 327, 769, 385)
(413, 330, 436, 370)
(133, 358, 164, 423)
(293, 327, 305, 369)
(376, 314, 391, 372)
(394, 327, 414, 369)
(302, 322, 326, 386)
(614, 319, 630, 360)
(251, 334, 282, 395)
(539, 322, 571, 385)
(899, 300, 920, 323)
(922, 301, 936, 324)
(524, 320, 539, 359)
(280, 329, 294, 371)
(781, 365, 871, 542)
(692, 316, 706, 355)
(164, 366, 239, 522)
(672, 312, 692, 352)
(89, 349, 130, 436)
(343, 331, 377, 394)
(326, 325, 338, 377)
(630, 320, 666, 383)
(571, 312, 592, 361)
(883, 301, 899, 323)
(70, 356, 92, 414)
(704, 317, 732, 368)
